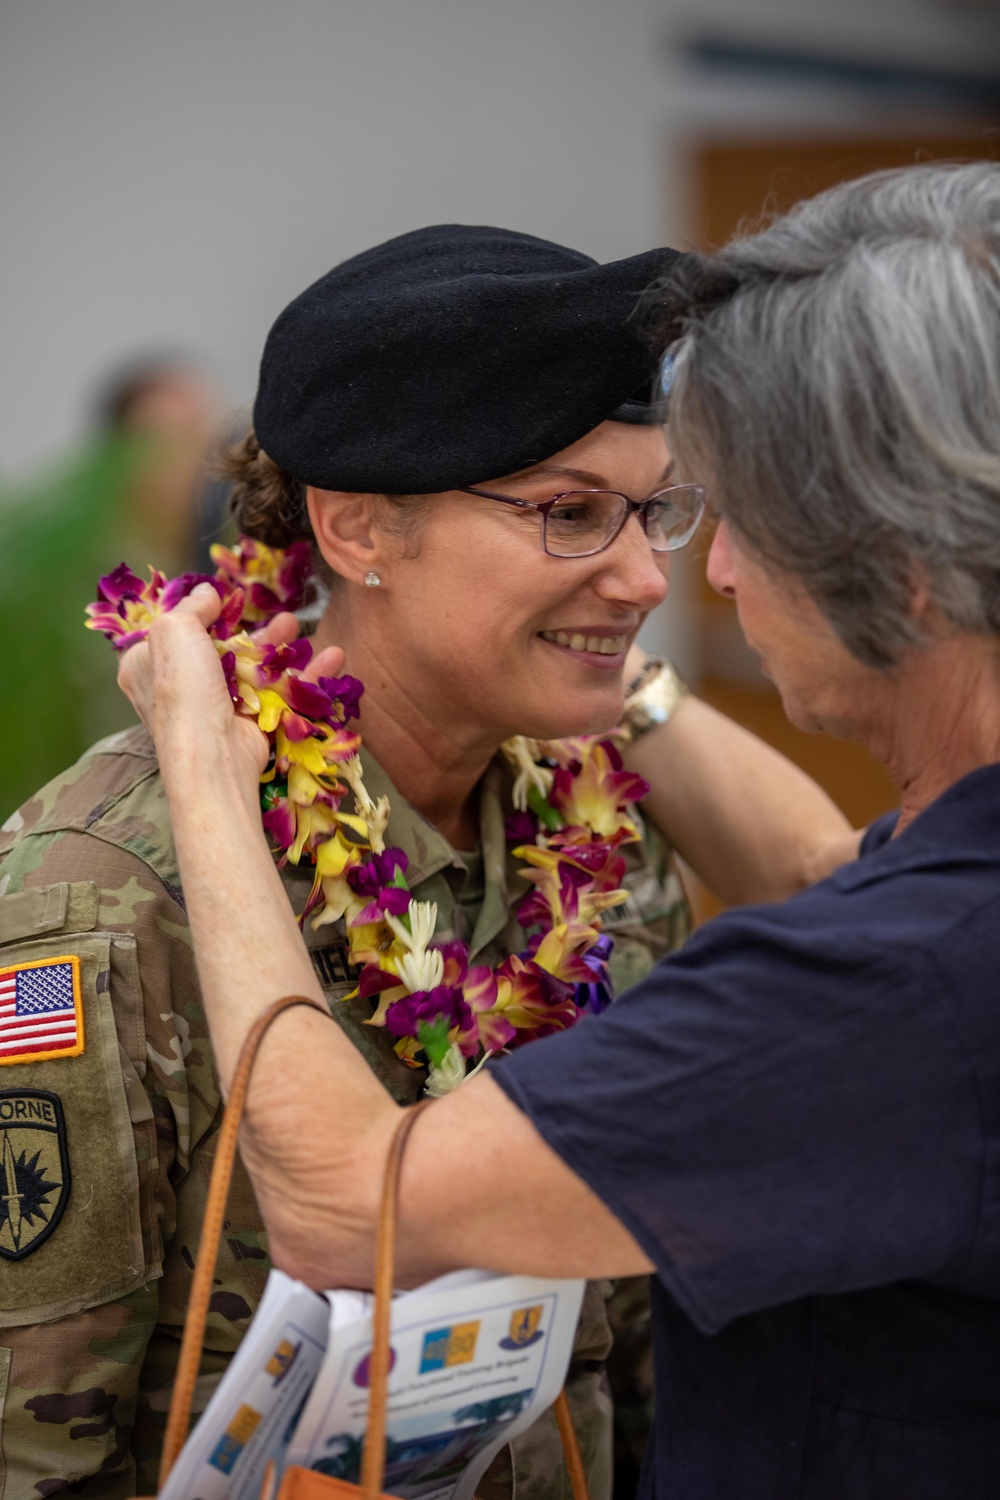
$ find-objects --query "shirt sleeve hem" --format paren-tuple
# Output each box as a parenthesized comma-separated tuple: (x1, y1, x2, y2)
(490, 1062, 724, 1336)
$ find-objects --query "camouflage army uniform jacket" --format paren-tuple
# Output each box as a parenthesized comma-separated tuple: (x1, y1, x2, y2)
(0, 727, 689, 1500)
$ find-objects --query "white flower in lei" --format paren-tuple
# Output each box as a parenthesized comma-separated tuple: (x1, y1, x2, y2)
(502, 736, 555, 813)
(387, 902, 446, 992)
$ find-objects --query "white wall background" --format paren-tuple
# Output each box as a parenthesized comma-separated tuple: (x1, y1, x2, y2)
(1, 0, 997, 476)
(0, 0, 667, 474)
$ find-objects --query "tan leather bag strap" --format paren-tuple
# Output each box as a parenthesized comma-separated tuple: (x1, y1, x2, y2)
(553, 1390, 588, 1500)
(158, 994, 329, 1488)
(357, 1104, 585, 1500)
(360, 1099, 428, 1498)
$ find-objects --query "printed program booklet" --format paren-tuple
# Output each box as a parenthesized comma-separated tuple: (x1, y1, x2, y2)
(161, 1267, 585, 1500)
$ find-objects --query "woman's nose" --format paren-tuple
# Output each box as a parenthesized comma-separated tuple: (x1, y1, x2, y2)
(597, 513, 669, 610)
(706, 519, 736, 598)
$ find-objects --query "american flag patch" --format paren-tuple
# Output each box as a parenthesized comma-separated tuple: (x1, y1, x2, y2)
(0, 956, 85, 1066)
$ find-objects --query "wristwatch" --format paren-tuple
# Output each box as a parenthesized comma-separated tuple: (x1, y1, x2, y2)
(619, 655, 688, 742)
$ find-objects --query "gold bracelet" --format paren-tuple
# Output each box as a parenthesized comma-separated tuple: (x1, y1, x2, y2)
(620, 657, 688, 743)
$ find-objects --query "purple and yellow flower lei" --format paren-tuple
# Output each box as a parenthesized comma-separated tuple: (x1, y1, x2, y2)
(86, 539, 649, 1096)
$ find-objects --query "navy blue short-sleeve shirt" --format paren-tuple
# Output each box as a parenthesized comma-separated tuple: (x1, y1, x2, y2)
(493, 764, 1000, 1498)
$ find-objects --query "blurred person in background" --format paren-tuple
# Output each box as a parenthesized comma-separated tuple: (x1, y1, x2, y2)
(0, 226, 851, 1500)
(0, 356, 224, 818)
(93, 355, 230, 574)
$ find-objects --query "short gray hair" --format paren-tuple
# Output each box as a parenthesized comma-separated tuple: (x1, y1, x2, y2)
(662, 161, 1000, 669)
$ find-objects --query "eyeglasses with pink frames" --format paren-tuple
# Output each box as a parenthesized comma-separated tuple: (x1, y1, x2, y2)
(458, 482, 706, 559)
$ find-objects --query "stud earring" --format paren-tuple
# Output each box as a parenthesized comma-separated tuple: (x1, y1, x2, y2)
(364, 571, 381, 588)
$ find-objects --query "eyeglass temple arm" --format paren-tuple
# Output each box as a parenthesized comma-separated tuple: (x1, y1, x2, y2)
(458, 485, 537, 511)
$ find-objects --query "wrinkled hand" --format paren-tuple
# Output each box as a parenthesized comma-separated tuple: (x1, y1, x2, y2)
(118, 582, 345, 800)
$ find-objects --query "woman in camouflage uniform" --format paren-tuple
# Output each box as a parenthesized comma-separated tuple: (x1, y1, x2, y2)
(0, 225, 850, 1500)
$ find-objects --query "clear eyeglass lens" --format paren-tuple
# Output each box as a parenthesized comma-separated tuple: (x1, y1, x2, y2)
(544, 492, 628, 556)
(643, 485, 705, 553)
(543, 487, 705, 557)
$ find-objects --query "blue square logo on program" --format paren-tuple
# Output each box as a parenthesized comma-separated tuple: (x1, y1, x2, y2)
(419, 1321, 480, 1372)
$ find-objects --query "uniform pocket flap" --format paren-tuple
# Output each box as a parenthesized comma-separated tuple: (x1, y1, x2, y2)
(0, 883, 99, 945)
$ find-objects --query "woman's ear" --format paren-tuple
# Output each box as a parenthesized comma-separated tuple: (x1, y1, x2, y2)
(306, 488, 384, 585)
(906, 561, 940, 632)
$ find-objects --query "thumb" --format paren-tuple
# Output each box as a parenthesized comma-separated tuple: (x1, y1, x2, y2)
(308, 644, 348, 681)
(172, 580, 225, 627)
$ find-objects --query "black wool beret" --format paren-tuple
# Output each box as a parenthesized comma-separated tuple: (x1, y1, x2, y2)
(253, 224, 680, 494)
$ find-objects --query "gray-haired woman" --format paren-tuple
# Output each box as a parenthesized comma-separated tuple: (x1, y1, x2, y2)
(124, 161, 1000, 1497)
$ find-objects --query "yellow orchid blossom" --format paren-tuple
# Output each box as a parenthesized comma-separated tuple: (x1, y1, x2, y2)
(549, 739, 647, 840)
(288, 801, 342, 864)
(255, 687, 290, 735)
(533, 920, 602, 980)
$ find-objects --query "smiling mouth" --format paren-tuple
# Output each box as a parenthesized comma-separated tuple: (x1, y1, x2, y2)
(538, 630, 629, 657)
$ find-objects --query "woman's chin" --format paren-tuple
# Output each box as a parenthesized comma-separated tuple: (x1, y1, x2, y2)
(517, 694, 626, 742)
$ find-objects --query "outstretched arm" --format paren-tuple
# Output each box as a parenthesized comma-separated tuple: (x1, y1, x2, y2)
(120, 588, 653, 1291)
(622, 651, 859, 906)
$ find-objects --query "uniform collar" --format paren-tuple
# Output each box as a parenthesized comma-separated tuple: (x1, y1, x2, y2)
(471, 757, 519, 958)
(359, 746, 524, 960)
(357, 745, 456, 887)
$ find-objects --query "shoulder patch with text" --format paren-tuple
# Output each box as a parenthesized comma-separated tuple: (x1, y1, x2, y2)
(0, 1088, 71, 1260)
(0, 955, 85, 1065)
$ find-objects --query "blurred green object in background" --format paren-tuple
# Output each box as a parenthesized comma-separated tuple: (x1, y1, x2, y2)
(0, 434, 148, 823)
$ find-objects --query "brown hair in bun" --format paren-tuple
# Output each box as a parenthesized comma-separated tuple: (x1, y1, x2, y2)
(221, 427, 310, 549)
(220, 427, 431, 589)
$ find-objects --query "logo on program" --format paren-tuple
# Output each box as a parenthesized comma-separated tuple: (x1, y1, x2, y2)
(352, 1346, 397, 1388)
(265, 1338, 300, 1385)
(499, 1305, 544, 1350)
(419, 1321, 480, 1373)
(209, 1404, 262, 1474)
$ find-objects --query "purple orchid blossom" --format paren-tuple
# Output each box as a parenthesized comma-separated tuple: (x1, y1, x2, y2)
(262, 797, 297, 851)
(347, 848, 409, 898)
(572, 932, 615, 1014)
(257, 637, 313, 684)
(347, 848, 411, 924)
(160, 571, 223, 610)
(279, 711, 322, 744)
(84, 563, 165, 650)
(85, 565, 244, 650)
(384, 985, 474, 1040)
(350, 887, 413, 925)
(270, 539, 314, 613)
(211, 536, 314, 621)
(502, 961, 579, 1050)
(284, 674, 337, 721)
(318, 674, 364, 722)
(358, 966, 404, 1000)
(505, 809, 539, 843)
(93, 562, 149, 606)
(220, 650, 240, 706)
(161, 572, 244, 639)
(517, 858, 592, 929)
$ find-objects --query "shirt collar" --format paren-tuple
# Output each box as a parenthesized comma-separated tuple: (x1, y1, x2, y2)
(357, 745, 456, 888)
(837, 759, 1000, 892)
(359, 746, 526, 958)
